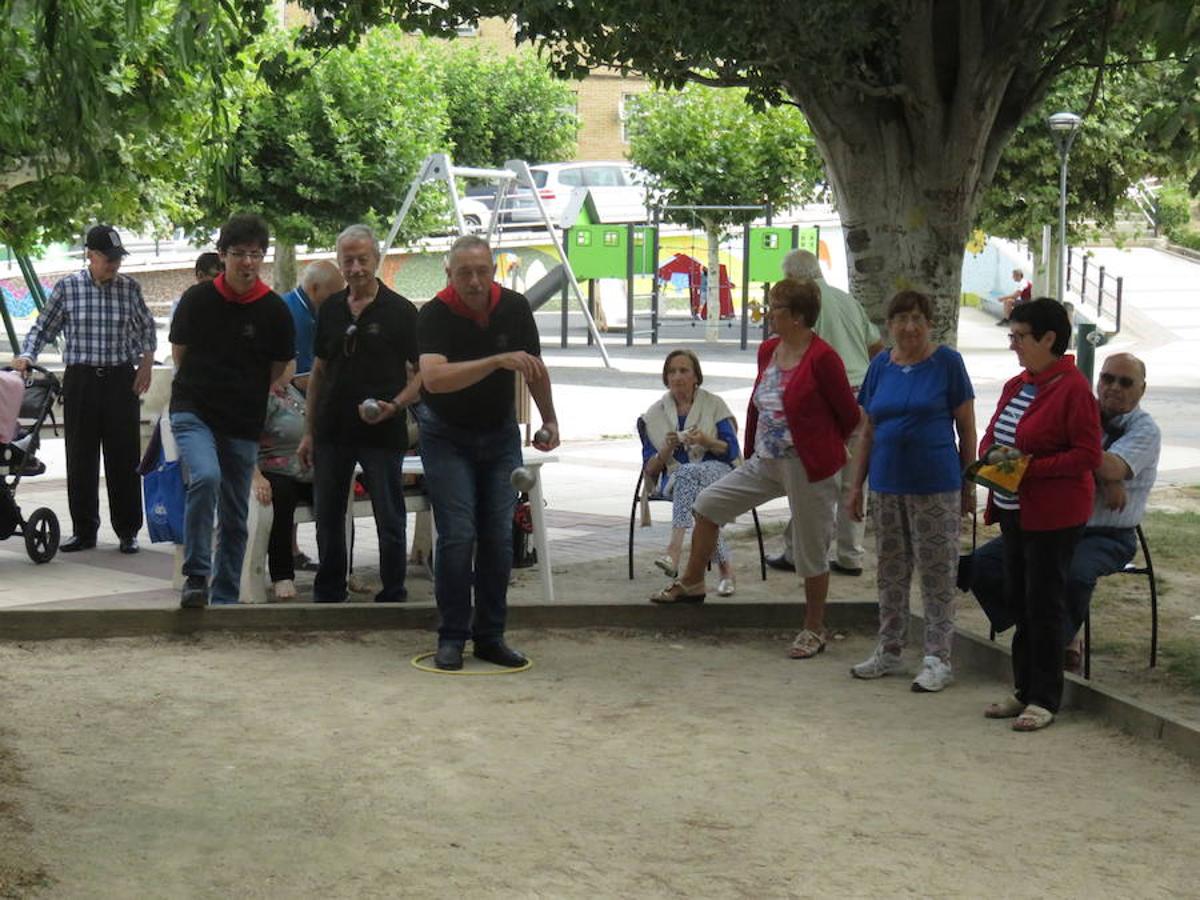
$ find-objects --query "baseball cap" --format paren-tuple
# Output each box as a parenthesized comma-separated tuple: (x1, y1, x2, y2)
(85, 225, 130, 260)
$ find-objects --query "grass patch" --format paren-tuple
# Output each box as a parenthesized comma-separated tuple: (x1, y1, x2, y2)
(1161, 639, 1200, 692)
(1140, 510, 1200, 565)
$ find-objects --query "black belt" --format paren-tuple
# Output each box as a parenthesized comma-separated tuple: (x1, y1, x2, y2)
(67, 363, 133, 377)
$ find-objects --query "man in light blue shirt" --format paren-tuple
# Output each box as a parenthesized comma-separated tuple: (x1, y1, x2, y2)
(965, 353, 1161, 663)
(282, 260, 344, 390)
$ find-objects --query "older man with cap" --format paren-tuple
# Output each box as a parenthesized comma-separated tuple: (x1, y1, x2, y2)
(964, 352, 1160, 669)
(766, 249, 883, 576)
(11, 225, 156, 553)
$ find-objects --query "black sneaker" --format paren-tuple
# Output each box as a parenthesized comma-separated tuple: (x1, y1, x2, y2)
(180, 575, 209, 609)
(434, 643, 464, 671)
(293, 552, 320, 573)
(473, 640, 528, 668)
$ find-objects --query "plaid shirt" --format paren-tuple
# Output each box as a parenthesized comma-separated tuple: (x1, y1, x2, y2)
(20, 268, 157, 366)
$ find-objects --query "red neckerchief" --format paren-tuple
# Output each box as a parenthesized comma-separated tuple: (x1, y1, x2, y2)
(436, 282, 501, 327)
(214, 273, 272, 305)
(1020, 353, 1076, 386)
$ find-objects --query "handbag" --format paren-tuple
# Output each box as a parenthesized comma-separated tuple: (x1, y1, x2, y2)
(143, 451, 186, 544)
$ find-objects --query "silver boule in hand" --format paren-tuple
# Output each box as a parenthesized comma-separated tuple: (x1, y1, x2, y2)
(533, 426, 552, 445)
(510, 466, 537, 492)
(361, 398, 382, 422)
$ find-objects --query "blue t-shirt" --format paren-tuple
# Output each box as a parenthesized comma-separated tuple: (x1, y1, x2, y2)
(858, 345, 974, 494)
(282, 286, 317, 376)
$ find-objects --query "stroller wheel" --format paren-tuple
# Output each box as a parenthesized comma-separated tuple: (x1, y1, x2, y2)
(24, 507, 59, 563)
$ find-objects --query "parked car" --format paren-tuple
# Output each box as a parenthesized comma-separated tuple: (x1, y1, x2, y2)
(502, 162, 647, 227)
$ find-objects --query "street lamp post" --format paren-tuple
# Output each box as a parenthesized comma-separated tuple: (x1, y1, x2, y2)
(1047, 111, 1083, 305)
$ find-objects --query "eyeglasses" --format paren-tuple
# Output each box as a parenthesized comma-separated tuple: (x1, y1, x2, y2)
(1099, 372, 1136, 388)
(1008, 330, 1033, 344)
(343, 323, 358, 357)
(226, 250, 265, 262)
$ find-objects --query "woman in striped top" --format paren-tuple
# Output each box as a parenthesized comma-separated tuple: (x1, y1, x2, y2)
(978, 298, 1101, 732)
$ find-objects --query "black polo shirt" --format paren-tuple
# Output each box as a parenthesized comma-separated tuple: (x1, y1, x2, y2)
(417, 287, 540, 430)
(169, 281, 294, 440)
(313, 280, 419, 450)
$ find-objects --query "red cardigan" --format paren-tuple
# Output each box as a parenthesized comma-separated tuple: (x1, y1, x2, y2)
(980, 355, 1102, 531)
(745, 335, 861, 482)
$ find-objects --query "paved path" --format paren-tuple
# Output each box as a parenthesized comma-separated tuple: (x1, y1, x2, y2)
(3, 245, 1197, 610)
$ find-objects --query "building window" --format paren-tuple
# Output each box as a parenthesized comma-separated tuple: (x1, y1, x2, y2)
(619, 92, 638, 143)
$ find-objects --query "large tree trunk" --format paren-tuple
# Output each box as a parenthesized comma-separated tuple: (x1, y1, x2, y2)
(273, 240, 297, 294)
(784, 2, 1057, 347)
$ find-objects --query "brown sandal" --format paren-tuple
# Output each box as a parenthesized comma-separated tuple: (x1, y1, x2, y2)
(788, 629, 827, 659)
(649, 580, 706, 605)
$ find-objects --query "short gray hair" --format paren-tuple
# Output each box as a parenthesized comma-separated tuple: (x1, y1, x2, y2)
(336, 224, 380, 258)
(782, 249, 822, 281)
(447, 234, 492, 266)
(300, 259, 342, 292)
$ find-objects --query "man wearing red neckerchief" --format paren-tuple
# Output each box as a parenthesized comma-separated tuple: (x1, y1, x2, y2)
(416, 235, 561, 671)
(169, 213, 295, 608)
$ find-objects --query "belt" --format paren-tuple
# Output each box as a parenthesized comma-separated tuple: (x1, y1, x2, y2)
(67, 363, 133, 377)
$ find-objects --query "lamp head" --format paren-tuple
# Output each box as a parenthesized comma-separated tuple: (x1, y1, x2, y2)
(1047, 111, 1083, 133)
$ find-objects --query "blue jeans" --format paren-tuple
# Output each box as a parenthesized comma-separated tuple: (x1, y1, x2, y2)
(968, 526, 1138, 644)
(416, 405, 521, 645)
(170, 412, 258, 604)
(312, 442, 408, 604)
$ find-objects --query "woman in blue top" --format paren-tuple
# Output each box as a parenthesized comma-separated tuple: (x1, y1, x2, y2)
(640, 349, 740, 596)
(848, 290, 977, 692)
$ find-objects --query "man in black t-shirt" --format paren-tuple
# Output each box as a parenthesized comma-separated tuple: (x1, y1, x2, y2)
(417, 235, 561, 671)
(297, 224, 421, 604)
(170, 214, 295, 607)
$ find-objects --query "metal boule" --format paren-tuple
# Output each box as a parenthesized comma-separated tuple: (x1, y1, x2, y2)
(510, 466, 537, 492)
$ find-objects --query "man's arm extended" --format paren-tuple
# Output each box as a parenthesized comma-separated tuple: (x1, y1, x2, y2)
(419, 351, 547, 394)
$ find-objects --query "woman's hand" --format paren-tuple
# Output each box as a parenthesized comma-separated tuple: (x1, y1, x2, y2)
(960, 482, 977, 516)
(681, 426, 708, 450)
(252, 471, 272, 507)
(848, 484, 866, 522)
(660, 431, 681, 459)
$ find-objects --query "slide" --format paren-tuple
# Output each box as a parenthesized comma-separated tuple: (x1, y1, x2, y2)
(524, 264, 569, 311)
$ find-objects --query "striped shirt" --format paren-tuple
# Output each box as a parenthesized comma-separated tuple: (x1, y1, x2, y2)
(992, 382, 1038, 510)
(20, 269, 156, 367)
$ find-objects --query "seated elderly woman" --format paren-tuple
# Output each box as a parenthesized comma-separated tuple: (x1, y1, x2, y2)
(251, 381, 313, 600)
(650, 279, 861, 660)
(640, 349, 739, 596)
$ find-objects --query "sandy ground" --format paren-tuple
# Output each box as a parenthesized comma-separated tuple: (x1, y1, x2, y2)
(1, 629, 1199, 898)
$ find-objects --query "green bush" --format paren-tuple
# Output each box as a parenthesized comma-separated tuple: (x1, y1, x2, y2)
(1170, 228, 1200, 251)
(1156, 182, 1193, 237)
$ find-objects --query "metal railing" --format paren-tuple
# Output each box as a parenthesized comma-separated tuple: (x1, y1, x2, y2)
(1066, 247, 1124, 335)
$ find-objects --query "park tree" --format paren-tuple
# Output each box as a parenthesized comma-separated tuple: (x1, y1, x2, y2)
(979, 57, 1196, 262)
(0, 0, 269, 251)
(626, 85, 822, 338)
(197, 28, 449, 291)
(432, 43, 579, 168)
(294, 0, 1200, 343)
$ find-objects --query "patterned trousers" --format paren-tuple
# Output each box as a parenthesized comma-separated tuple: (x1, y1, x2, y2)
(671, 460, 732, 565)
(870, 490, 961, 661)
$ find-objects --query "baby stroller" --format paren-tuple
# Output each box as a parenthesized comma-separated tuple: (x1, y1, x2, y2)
(0, 364, 62, 563)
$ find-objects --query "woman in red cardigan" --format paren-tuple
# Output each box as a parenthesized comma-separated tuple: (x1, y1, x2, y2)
(650, 279, 861, 660)
(979, 298, 1101, 731)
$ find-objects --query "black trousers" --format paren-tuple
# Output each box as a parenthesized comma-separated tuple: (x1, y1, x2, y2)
(62, 364, 143, 541)
(998, 509, 1084, 714)
(263, 472, 312, 583)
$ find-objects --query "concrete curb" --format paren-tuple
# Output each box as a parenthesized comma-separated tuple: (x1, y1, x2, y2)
(0, 600, 880, 641)
(2, 602, 1196, 766)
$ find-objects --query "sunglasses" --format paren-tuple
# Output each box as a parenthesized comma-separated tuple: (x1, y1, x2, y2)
(343, 322, 358, 357)
(1099, 372, 1136, 388)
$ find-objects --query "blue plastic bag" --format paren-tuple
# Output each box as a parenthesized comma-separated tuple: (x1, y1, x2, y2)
(142, 446, 185, 544)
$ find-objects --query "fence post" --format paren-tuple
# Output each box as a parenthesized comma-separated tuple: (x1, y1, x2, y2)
(1098, 266, 1106, 318)
(1081, 255, 1088, 305)
(1115, 276, 1124, 333)
(1067, 247, 1074, 293)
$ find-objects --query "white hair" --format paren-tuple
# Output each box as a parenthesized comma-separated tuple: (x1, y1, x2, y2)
(336, 224, 380, 258)
(782, 249, 822, 281)
(446, 234, 492, 266)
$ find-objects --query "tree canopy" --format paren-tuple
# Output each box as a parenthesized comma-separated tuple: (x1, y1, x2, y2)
(0, 0, 268, 251)
(296, 0, 1200, 342)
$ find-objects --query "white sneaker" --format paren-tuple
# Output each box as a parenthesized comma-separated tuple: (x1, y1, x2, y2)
(912, 656, 953, 693)
(850, 648, 904, 679)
